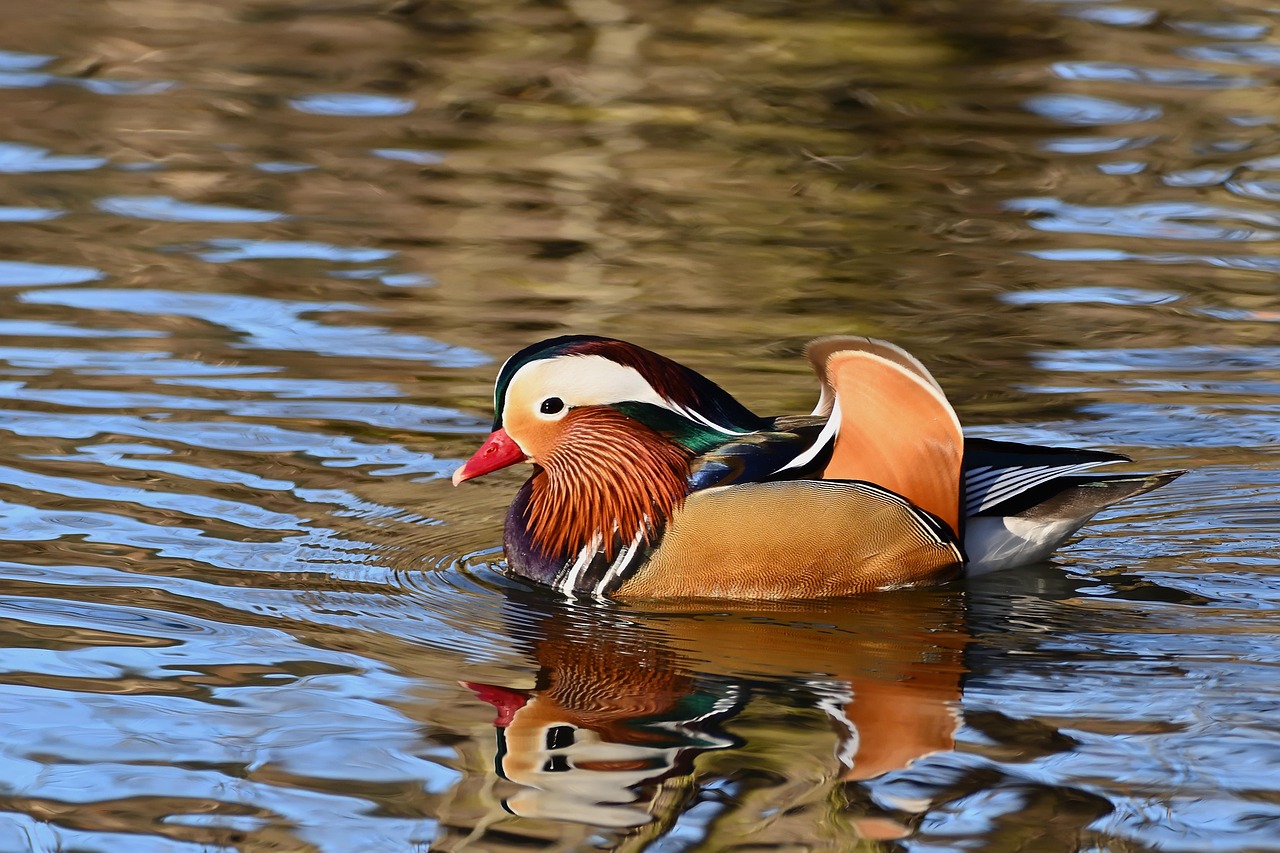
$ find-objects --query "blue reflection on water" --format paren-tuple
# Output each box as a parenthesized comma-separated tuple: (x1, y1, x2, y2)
(0, 49, 53, 70)
(0, 261, 105, 287)
(1024, 93, 1162, 125)
(95, 196, 287, 223)
(289, 93, 415, 116)
(0, 206, 64, 221)
(0, 142, 107, 173)
(22, 288, 490, 366)
(179, 239, 394, 263)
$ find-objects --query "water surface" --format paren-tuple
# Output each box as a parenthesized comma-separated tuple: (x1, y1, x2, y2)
(0, 0, 1276, 851)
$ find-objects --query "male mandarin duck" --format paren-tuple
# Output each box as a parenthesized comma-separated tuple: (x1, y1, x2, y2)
(452, 335, 1183, 600)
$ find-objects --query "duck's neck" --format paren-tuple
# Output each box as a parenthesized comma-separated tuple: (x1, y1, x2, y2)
(512, 410, 691, 573)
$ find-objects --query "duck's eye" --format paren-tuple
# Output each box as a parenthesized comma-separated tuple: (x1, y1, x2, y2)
(539, 397, 565, 415)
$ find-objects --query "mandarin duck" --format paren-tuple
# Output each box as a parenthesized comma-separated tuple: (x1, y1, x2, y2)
(453, 335, 1183, 600)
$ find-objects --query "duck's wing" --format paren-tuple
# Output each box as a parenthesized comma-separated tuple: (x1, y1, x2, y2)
(962, 438, 1131, 517)
(686, 417, 828, 490)
(611, 400, 830, 491)
(962, 438, 1185, 571)
(805, 336, 944, 417)
(795, 338, 964, 535)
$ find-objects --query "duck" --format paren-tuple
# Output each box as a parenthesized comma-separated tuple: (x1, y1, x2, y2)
(452, 335, 1183, 600)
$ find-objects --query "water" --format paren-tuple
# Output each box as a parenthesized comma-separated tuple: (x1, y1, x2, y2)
(0, 0, 1276, 850)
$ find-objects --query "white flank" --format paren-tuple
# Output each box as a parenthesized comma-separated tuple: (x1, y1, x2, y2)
(964, 515, 1091, 573)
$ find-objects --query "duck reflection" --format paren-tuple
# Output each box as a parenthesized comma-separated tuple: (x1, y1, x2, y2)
(464, 654, 741, 828)
(463, 587, 968, 839)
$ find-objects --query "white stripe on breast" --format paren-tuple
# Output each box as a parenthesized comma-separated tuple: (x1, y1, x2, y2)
(558, 534, 603, 596)
(591, 528, 646, 600)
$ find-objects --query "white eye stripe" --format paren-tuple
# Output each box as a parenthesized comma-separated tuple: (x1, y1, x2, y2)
(505, 354, 750, 436)
(505, 355, 673, 413)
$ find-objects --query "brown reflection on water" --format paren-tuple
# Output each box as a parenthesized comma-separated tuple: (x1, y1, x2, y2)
(449, 589, 968, 848)
(1, 0, 1270, 426)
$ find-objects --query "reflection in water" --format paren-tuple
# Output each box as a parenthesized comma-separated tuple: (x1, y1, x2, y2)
(457, 591, 968, 846)
(0, 0, 1274, 849)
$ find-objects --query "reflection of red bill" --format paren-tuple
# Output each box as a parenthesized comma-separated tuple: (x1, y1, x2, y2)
(461, 681, 529, 727)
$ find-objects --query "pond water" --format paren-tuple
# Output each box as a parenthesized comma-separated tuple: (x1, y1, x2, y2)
(0, 0, 1276, 850)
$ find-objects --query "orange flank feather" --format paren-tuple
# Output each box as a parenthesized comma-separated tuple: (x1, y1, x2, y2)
(819, 344, 963, 535)
(524, 407, 691, 560)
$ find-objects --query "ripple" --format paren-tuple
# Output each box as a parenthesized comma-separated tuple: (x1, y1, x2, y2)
(1008, 197, 1280, 241)
(0, 464, 306, 533)
(1028, 246, 1280, 273)
(254, 160, 316, 173)
(0, 206, 64, 222)
(1051, 61, 1251, 88)
(1198, 306, 1280, 322)
(153, 375, 484, 431)
(0, 142, 107, 173)
(74, 78, 175, 96)
(1002, 286, 1179, 306)
(288, 93, 415, 117)
(0, 497, 363, 573)
(1105, 796, 1280, 853)
(0, 73, 173, 95)
(0, 50, 53, 70)
(371, 148, 446, 165)
(1098, 161, 1144, 175)
(1040, 136, 1157, 155)
(1183, 43, 1280, 66)
(1224, 179, 1280, 202)
(140, 379, 482, 431)
(0, 320, 163, 339)
(1170, 21, 1270, 40)
(1163, 167, 1234, 188)
(155, 376, 403, 399)
(0, 409, 453, 477)
(1034, 345, 1280, 373)
(1064, 7, 1158, 28)
(0, 349, 269, 377)
(95, 195, 286, 223)
(0, 261, 105, 287)
(39, 443, 295, 492)
(179, 238, 393, 264)
(22, 288, 490, 366)
(175, 392, 485, 432)
(0, 596, 216, 643)
(379, 273, 435, 287)
(0, 71, 52, 89)
(328, 268, 436, 287)
(1024, 94, 1161, 126)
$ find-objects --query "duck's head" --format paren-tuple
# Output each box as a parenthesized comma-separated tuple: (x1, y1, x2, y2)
(452, 335, 763, 485)
(451, 336, 766, 560)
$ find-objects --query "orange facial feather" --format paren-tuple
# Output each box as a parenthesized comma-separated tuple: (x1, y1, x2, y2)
(523, 408, 691, 561)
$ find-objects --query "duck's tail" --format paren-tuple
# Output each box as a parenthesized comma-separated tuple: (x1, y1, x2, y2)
(962, 438, 1186, 571)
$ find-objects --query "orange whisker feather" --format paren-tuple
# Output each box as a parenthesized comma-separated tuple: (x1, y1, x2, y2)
(524, 409, 691, 560)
